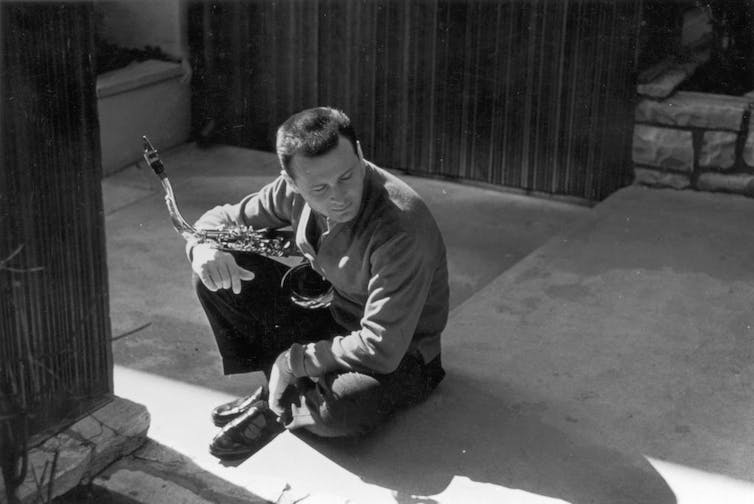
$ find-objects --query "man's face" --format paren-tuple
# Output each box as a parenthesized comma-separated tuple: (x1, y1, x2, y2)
(287, 136, 366, 223)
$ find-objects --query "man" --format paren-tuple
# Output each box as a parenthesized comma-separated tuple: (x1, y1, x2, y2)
(191, 107, 448, 459)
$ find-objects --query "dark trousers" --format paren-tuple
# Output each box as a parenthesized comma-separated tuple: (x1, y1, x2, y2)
(193, 253, 445, 437)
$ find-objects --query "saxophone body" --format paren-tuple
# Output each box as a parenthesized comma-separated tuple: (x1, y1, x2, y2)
(142, 136, 333, 308)
(191, 225, 297, 257)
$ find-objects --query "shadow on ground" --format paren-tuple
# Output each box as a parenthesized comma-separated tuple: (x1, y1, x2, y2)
(298, 371, 675, 504)
(106, 145, 754, 502)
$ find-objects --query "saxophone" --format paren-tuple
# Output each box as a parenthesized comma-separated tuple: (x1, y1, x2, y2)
(142, 136, 333, 309)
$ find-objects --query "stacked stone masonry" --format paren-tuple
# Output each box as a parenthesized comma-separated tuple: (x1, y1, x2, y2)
(0, 398, 150, 504)
(633, 91, 754, 197)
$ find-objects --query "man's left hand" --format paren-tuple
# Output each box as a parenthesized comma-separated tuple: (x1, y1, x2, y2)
(268, 350, 296, 422)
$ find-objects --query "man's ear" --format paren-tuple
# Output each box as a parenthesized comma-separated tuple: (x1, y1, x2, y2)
(281, 170, 300, 194)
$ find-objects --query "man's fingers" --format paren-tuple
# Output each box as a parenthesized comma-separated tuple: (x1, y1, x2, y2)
(230, 266, 255, 294)
(192, 245, 240, 292)
(196, 254, 253, 293)
(219, 263, 232, 290)
(230, 265, 243, 294)
(201, 270, 218, 292)
(207, 266, 227, 291)
(269, 400, 284, 418)
(238, 267, 256, 281)
(228, 266, 254, 294)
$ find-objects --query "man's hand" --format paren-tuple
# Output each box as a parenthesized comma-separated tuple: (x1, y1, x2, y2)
(192, 243, 255, 294)
(268, 350, 296, 422)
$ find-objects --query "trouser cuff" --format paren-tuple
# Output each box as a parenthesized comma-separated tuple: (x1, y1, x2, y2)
(221, 356, 260, 375)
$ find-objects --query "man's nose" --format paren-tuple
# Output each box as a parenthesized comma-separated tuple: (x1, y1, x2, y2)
(330, 184, 346, 201)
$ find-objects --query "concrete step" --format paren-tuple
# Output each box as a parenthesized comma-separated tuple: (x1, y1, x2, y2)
(90, 440, 270, 504)
(85, 438, 353, 504)
(4, 397, 149, 504)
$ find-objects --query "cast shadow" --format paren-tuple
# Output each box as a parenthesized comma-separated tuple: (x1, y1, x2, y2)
(299, 371, 677, 504)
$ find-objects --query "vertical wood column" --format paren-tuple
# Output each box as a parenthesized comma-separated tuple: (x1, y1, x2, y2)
(1, 2, 112, 439)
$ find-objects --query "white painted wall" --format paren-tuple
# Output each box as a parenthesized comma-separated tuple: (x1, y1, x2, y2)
(95, 0, 186, 60)
(94, 1, 191, 175)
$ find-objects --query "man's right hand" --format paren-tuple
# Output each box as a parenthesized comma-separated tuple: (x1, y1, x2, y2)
(192, 244, 255, 294)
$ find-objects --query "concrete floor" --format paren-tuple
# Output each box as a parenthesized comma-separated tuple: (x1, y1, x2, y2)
(105, 143, 587, 398)
(105, 143, 754, 503)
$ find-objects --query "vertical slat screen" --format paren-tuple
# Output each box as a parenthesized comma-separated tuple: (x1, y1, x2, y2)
(190, 0, 642, 202)
(1, 2, 112, 441)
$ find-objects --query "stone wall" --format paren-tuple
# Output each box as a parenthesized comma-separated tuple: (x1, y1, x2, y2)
(632, 91, 754, 197)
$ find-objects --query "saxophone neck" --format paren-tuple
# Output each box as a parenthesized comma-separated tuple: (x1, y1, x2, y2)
(143, 136, 300, 258)
(163, 184, 197, 236)
(143, 136, 197, 236)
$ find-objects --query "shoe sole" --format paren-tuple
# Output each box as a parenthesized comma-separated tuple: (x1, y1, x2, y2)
(208, 431, 281, 460)
(212, 404, 260, 427)
(211, 389, 267, 427)
(212, 414, 240, 428)
(208, 446, 256, 460)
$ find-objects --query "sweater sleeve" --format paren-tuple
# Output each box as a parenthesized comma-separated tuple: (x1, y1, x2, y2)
(289, 232, 436, 377)
(185, 176, 295, 259)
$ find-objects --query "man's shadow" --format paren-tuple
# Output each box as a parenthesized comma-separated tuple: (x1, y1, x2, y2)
(298, 371, 676, 504)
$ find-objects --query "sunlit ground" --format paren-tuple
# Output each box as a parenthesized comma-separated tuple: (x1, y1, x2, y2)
(106, 147, 754, 503)
(645, 458, 754, 504)
(115, 365, 754, 504)
(114, 365, 570, 503)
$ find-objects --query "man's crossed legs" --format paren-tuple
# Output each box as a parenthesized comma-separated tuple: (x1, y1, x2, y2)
(194, 253, 444, 458)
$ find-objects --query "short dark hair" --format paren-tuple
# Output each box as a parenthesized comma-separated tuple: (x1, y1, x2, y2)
(276, 107, 359, 177)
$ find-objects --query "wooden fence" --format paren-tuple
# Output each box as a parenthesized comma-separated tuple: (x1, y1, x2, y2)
(189, 0, 643, 202)
(1, 2, 112, 446)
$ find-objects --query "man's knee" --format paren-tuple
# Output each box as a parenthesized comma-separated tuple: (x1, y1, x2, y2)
(302, 357, 445, 437)
(315, 403, 377, 437)
(301, 373, 388, 437)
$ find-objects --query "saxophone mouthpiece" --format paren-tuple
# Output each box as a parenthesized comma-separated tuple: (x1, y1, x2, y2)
(142, 135, 165, 178)
(142, 135, 154, 152)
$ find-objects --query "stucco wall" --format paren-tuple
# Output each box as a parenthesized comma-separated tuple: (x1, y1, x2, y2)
(95, 0, 185, 59)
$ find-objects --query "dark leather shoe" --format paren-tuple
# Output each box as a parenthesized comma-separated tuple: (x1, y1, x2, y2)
(211, 386, 268, 427)
(209, 401, 285, 460)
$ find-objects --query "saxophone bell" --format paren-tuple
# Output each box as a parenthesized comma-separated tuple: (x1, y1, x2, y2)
(281, 262, 334, 309)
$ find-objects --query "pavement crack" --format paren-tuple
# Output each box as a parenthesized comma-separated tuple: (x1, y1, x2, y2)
(112, 322, 152, 342)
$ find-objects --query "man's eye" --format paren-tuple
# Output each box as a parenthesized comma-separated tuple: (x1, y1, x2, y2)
(312, 186, 327, 193)
(340, 173, 353, 181)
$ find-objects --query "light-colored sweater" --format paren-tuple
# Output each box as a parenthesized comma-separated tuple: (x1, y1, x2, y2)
(191, 162, 449, 377)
